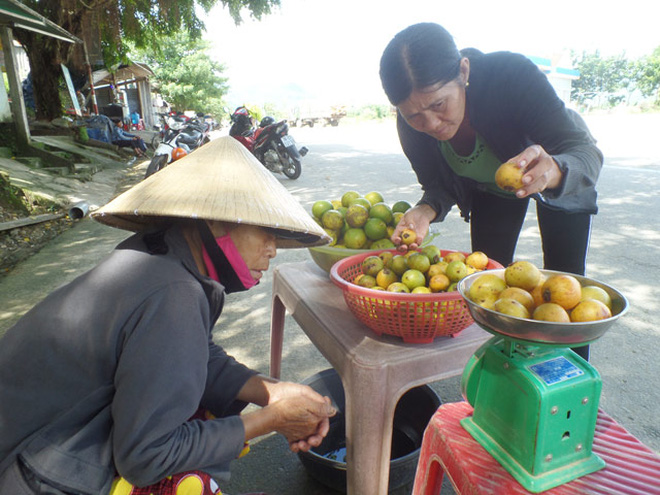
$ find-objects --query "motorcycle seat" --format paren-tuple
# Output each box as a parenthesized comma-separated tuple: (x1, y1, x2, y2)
(177, 131, 202, 145)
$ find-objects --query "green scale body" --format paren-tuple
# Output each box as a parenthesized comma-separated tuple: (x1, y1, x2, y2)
(460, 336, 605, 493)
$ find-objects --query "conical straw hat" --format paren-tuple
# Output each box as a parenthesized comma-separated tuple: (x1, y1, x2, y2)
(91, 136, 330, 248)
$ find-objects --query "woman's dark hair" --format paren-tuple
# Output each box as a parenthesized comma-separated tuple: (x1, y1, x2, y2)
(379, 23, 462, 105)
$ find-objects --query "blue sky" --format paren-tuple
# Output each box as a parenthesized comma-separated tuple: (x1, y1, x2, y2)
(202, 0, 660, 109)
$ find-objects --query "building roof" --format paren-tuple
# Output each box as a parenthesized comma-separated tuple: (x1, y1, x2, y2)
(0, 0, 80, 43)
(92, 62, 155, 86)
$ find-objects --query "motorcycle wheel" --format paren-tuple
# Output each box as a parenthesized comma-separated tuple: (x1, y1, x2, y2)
(281, 154, 302, 180)
(144, 154, 169, 179)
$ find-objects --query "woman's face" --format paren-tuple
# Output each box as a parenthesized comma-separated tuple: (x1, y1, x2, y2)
(397, 58, 469, 141)
(209, 222, 277, 282)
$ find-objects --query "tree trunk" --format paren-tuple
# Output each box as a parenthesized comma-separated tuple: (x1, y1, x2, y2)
(19, 34, 65, 121)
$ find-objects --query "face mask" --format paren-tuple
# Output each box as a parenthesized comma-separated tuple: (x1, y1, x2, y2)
(197, 221, 257, 293)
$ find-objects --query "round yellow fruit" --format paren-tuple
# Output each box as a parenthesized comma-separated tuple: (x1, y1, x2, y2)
(443, 251, 466, 263)
(468, 273, 507, 303)
(505, 260, 542, 291)
(494, 298, 530, 319)
(376, 268, 398, 289)
(429, 273, 450, 292)
(495, 162, 524, 191)
(345, 204, 369, 228)
(401, 269, 426, 290)
(445, 260, 468, 282)
(498, 287, 535, 313)
(580, 285, 612, 309)
(343, 228, 367, 249)
(542, 274, 582, 310)
(570, 299, 612, 322)
(465, 251, 489, 270)
(400, 228, 417, 246)
(387, 282, 410, 293)
(532, 303, 570, 322)
(321, 209, 345, 231)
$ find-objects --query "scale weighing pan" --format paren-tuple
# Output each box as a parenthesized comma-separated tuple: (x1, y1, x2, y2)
(457, 269, 629, 346)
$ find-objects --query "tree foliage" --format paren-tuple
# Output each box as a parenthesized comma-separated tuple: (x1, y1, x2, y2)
(572, 48, 660, 108)
(15, 0, 279, 120)
(132, 31, 228, 114)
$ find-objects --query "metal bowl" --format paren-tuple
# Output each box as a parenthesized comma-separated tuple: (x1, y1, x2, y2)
(457, 269, 629, 346)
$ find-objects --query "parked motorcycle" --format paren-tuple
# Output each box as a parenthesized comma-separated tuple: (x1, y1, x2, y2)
(229, 107, 307, 180)
(145, 117, 211, 178)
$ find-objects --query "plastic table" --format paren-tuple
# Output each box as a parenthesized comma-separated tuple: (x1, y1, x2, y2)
(413, 401, 660, 495)
(269, 262, 491, 495)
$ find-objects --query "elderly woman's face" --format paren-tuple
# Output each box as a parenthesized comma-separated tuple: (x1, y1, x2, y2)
(397, 58, 470, 141)
(220, 223, 277, 282)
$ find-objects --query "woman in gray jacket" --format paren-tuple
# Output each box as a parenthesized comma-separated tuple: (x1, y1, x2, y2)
(0, 137, 334, 495)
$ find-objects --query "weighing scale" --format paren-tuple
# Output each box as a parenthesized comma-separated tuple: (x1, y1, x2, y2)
(457, 269, 628, 493)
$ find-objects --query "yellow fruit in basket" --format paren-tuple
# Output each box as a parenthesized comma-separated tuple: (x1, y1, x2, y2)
(376, 268, 398, 288)
(533, 303, 570, 322)
(429, 273, 450, 292)
(468, 273, 507, 302)
(570, 299, 612, 322)
(369, 202, 393, 224)
(345, 204, 369, 228)
(387, 282, 411, 293)
(378, 251, 394, 267)
(341, 190, 361, 207)
(343, 228, 367, 249)
(312, 200, 333, 219)
(581, 285, 612, 309)
(362, 256, 385, 277)
(498, 287, 535, 313)
(505, 261, 542, 291)
(402, 269, 426, 290)
(412, 286, 432, 294)
(465, 251, 489, 270)
(390, 255, 408, 276)
(428, 261, 448, 278)
(364, 217, 388, 240)
(392, 211, 405, 226)
(321, 209, 345, 230)
(401, 229, 417, 246)
(443, 251, 466, 263)
(494, 298, 530, 319)
(407, 253, 431, 274)
(495, 161, 524, 192)
(356, 274, 377, 288)
(331, 200, 342, 209)
(446, 260, 468, 283)
(542, 274, 582, 310)
(447, 282, 459, 292)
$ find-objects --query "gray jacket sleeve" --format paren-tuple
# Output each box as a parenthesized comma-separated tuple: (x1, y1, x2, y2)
(111, 280, 252, 486)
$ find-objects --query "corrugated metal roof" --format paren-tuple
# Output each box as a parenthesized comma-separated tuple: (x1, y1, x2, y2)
(0, 0, 80, 43)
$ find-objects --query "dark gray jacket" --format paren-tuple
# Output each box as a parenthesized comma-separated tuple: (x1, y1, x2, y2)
(0, 226, 257, 494)
(397, 50, 604, 222)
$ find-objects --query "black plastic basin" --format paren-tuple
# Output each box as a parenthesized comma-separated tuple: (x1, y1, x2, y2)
(297, 368, 441, 493)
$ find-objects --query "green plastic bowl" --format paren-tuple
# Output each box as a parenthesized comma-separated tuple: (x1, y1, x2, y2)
(308, 245, 369, 273)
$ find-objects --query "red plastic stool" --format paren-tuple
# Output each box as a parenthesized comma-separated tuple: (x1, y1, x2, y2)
(413, 402, 660, 495)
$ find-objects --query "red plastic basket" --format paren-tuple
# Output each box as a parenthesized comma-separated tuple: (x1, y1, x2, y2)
(330, 249, 503, 343)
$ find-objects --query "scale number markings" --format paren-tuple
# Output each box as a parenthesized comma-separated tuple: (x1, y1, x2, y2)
(529, 356, 584, 385)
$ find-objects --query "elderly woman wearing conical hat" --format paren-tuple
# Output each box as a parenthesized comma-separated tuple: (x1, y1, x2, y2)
(0, 137, 335, 495)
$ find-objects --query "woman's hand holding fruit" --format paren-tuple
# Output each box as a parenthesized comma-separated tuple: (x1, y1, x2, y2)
(391, 204, 436, 252)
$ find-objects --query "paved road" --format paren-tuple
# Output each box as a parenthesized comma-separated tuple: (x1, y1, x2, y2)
(0, 112, 658, 494)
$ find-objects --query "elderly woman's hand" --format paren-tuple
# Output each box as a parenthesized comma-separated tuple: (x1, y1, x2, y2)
(240, 378, 336, 451)
(390, 203, 436, 252)
(509, 144, 563, 198)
